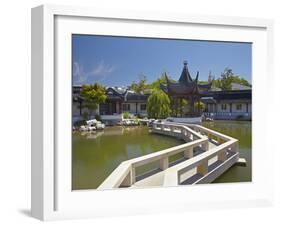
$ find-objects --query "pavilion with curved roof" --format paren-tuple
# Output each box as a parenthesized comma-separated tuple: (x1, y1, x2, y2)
(160, 61, 212, 117)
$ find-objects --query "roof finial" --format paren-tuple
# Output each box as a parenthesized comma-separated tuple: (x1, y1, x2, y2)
(183, 60, 188, 66)
(208, 70, 213, 83)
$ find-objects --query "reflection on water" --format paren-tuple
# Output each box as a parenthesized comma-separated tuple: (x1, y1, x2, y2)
(72, 126, 184, 190)
(202, 120, 252, 183)
(72, 121, 252, 190)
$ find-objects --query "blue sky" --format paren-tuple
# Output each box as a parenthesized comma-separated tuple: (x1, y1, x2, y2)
(72, 35, 252, 86)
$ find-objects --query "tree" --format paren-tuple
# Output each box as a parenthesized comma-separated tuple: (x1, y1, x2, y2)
(149, 73, 167, 90)
(231, 76, 251, 87)
(130, 74, 148, 93)
(212, 68, 251, 90)
(195, 101, 205, 113)
(80, 83, 107, 117)
(149, 72, 175, 91)
(147, 90, 171, 119)
(219, 68, 233, 90)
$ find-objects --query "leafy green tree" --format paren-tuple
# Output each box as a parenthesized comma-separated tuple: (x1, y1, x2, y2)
(149, 73, 175, 91)
(195, 101, 205, 113)
(231, 76, 251, 87)
(130, 74, 148, 93)
(211, 78, 220, 89)
(219, 68, 233, 90)
(80, 83, 107, 117)
(147, 90, 171, 119)
(149, 73, 167, 90)
(130, 72, 175, 94)
(212, 68, 251, 90)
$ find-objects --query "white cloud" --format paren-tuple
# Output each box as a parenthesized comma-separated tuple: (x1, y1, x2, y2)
(73, 61, 116, 85)
(73, 62, 87, 84)
(92, 61, 115, 75)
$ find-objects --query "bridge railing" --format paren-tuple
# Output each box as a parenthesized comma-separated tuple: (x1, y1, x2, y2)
(190, 124, 234, 144)
(163, 133, 238, 186)
(98, 123, 209, 190)
(204, 112, 252, 120)
(163, 122, 233, 144)
(152, 122, 206, 142)
(98, 122, 239, 190)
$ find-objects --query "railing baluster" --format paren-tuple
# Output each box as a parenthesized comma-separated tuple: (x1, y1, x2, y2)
(184, 147, 193, 159)
(131, 167, 136, 184)
(159, 157, 169, 170)
(197, 160, 208, 176)
(218, 149, 227, 162)
(202, 141, 209, 151)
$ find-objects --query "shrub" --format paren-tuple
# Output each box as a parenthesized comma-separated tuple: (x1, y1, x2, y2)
(236, 115, 244, 120)
(95, 114, 102, 121)
(74, 120, 86, 127)
(136, 113, 144, 119)
(123, 111, 130, 119)
(82, 111, 89, 120)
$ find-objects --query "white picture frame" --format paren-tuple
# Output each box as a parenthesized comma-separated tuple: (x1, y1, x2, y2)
(31, 4, 274, 221)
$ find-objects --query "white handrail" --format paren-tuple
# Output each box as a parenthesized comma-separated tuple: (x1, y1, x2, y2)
(98, 122, 239, 190)
(97, 162, 132, 189)
(129, 138, 208, 167)
(163, 139, 238, 186)
(98, 123, 208, 190)
(152, 122, 205, 140)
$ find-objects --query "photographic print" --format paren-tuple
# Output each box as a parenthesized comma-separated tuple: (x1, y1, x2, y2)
(72, 35, 251, 190)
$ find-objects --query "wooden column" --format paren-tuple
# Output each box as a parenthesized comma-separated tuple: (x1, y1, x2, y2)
(197, 96, 200, 113)
(186, 98, 188, 116)
(119, 102, 122, 114)
(79, 100, 82, 116)
(175, 97, 178, 117)
(180, 98, 183, 117)
(190, 96, 194, 114)
(172, 97, 175, 117)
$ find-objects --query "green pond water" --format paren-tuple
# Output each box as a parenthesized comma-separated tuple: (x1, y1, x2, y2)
(72, 126, 184, 190)
(72, 121, 251, 190)
(203, 121, 252, 184)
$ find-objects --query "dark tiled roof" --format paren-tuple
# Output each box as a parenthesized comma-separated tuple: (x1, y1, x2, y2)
(208, 90, 252, 100)
(125, 92, 149, 101)
(162, 62, 212, 96)
(72, 85, 148, 102)
(178, 61, 194, 85)
(231, 83, 251, 90)
(201, 96, 216, 103)
(107, 87, 148, 102)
